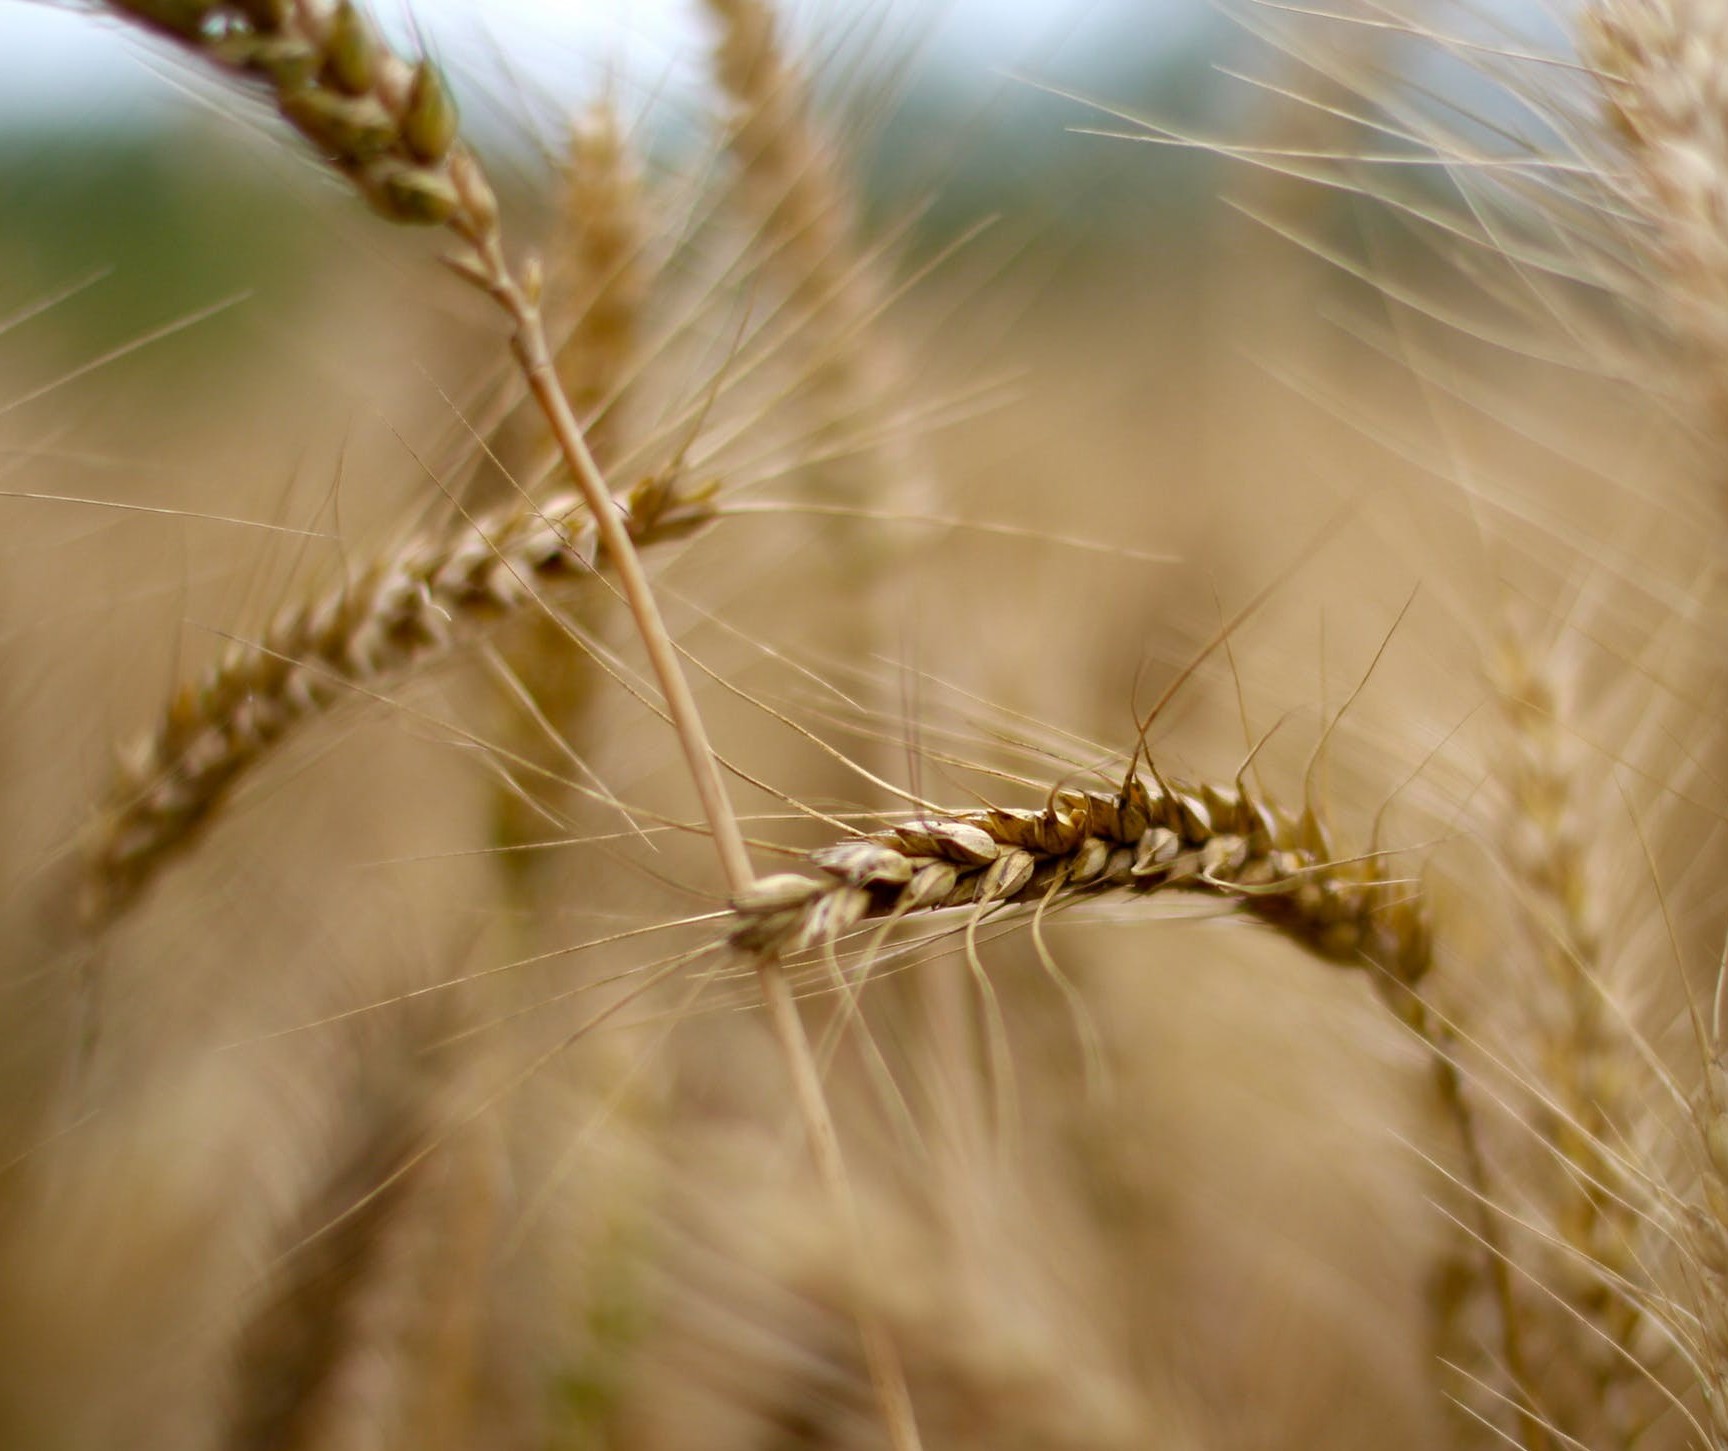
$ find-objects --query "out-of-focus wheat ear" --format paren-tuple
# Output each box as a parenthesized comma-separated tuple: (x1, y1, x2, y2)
(83, 478, 717, 929)
(486, 97, 654, 910)
(225, 1077, 509, 1451)
(1583, 2, 1728, 428)
(553, 99, 651, 471)
(699, 0, 918, 559)
(1487, 631, 1663, 1447)
(486, 96, 651, 495)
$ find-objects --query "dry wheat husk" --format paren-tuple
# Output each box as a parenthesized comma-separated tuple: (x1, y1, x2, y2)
(701, 0, 919, 580)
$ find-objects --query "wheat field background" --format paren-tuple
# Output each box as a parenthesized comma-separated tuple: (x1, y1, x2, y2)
(0, 2, 1722, 1448)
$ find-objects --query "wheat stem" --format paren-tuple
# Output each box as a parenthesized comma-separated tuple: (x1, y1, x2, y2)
(754, 957, 925, 1451)
(474, 256, 754, 893)
(487, 273, 927, 1451)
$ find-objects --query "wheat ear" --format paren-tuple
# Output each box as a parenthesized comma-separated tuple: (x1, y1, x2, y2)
(722, 760, 1568, 1439)
(1490, 633, 1658, 1446)
(486, 97, 652, 904)
(485, 97, 649, 497)
(85, 478, 713, 924)
(726, 773, 1430, 981)
(225, 1083, 432, 1451)
(1583, 0, 1728, 424)
(701, 0, 914, 546)
(549, 100, 650, 472)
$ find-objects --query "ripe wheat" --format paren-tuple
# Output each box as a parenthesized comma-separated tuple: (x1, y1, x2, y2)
(15, 2, 1728, 1449)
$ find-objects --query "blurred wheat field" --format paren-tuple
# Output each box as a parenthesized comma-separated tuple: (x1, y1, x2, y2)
(3, 1, 1728, 1448)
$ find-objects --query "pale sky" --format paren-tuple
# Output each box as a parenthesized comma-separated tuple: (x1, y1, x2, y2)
(0, 1, 1201, 127)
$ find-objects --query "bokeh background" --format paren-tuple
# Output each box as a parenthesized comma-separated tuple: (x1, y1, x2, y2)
(2, 3, 1712, 1449)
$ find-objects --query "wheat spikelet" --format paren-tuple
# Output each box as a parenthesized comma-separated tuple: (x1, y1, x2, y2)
(726, 771, 1429, 991)
(86, 474, 715, 925)
(104, 0, 489, 234)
